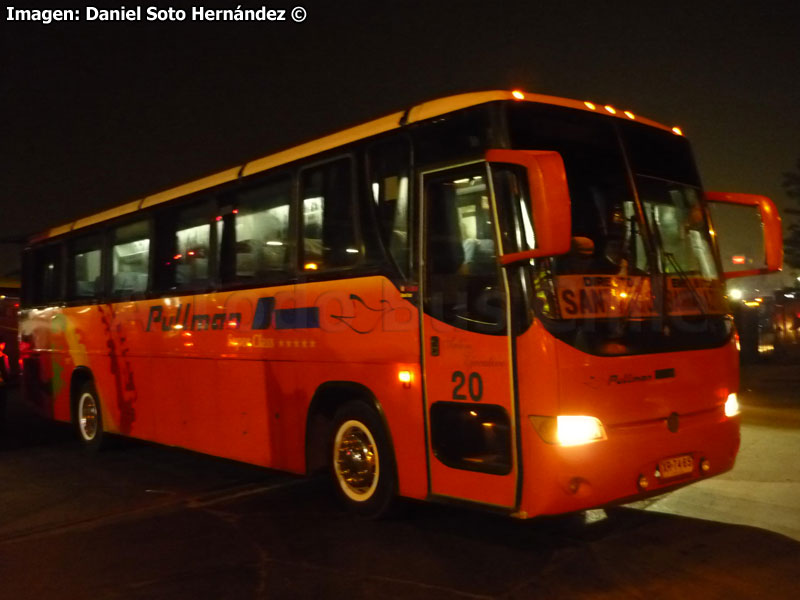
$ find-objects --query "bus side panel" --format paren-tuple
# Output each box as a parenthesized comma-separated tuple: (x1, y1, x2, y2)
(91, 303, 157, 440)
(22, 276, 428, 500)
(146, 357, 277, 466)
(280, 277, 426, 498)
(20, 306, 116, 426)
(122, 275, 426, 499)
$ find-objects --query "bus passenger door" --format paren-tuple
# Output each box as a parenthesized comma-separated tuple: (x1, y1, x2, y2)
(420, 163, 519, 510)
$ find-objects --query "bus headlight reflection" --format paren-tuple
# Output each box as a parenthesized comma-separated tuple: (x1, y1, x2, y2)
(529, 415, 607, 446)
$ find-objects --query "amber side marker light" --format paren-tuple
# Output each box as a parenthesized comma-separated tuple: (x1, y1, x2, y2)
(604, 105, 617, 114)
(672, 126, 683, 136)
(511, 90, 525, 100)
(398, 370, 412, 388)
(304, 262, 319, 270)
(584, 101, 597, 110)
(624, 110, 636, 120)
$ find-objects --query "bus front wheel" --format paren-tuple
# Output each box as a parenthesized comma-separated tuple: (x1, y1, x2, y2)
(74, 381, 105, 451)
(330, 401, 396, 518)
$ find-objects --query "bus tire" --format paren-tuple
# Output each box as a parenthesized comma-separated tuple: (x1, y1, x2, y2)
(330, 401, 396, 518)
(74, 380, 105, 451)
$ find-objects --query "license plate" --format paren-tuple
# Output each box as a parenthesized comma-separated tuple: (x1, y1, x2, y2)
(658, 455, 693, 479)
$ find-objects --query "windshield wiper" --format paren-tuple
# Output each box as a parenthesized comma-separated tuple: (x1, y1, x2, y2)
(662, 251, 707, 315)
(648, 215, 707, 316)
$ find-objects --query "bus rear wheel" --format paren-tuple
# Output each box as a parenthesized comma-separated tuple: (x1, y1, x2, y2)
(74, 381, 105, 451)
(330, 401, 396, 518)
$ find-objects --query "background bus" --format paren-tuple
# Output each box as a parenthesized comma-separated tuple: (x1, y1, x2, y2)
(0, 278, 21, 429)
(18, 91, 782, 518)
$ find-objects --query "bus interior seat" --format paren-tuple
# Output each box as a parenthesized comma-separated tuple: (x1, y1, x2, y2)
(113, 271, 148, 295)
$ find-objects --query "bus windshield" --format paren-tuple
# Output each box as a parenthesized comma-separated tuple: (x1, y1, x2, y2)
(618, 117, 718, 281)
(637, 175, 717, 279)
(508, 103, 649, 278)
(507, 102, 726, 322)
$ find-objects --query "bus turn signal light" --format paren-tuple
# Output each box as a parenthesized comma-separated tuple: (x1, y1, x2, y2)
(529, 415, 607, 446)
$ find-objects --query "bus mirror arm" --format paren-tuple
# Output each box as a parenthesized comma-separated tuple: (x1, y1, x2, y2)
(704, 191, 783, 279)
(485, 149, 572, 266)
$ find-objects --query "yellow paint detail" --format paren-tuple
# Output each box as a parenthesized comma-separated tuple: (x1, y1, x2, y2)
(73, 200, 142, 230)
(241, 112, 404, 178)
(140, 167, 240, 209)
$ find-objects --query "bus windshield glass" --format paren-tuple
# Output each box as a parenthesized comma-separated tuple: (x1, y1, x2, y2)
(508, 103, 725, 321)
(508, 103, 649, 278)
(637, 175, 717, 279)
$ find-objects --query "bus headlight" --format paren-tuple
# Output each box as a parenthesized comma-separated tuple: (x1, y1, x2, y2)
(530, 415, 607, 446)
(724, 393, 740, 418)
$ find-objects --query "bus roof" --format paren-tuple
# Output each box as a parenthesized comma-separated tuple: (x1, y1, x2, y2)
(32, 90, 675, 242)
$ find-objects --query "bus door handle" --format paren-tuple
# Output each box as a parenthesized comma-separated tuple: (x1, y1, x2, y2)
(430, 336, 440, 356)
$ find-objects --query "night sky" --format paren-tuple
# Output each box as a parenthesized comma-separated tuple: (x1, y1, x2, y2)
(2, 0, 798, 280)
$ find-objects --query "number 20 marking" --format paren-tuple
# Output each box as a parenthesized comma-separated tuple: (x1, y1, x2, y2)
(451, 371, 483, 402)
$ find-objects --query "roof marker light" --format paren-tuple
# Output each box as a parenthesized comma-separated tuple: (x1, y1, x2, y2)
(672, 126, 683, 136)
(511, 90, 525, 100)
(604, 105, 617, 114)
(624, 111, 636, 120)
(584, 101, 596, 110)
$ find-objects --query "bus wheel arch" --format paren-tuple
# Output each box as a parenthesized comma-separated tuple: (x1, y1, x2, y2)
(70, 367, 106, 451)
(305, 381, 398, 517)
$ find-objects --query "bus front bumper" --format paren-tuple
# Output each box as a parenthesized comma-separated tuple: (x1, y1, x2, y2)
(517, 407, 740, 518)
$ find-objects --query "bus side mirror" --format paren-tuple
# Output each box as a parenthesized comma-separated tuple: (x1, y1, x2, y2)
(485, 149, 572, 265)
(705, 191, 783, 279)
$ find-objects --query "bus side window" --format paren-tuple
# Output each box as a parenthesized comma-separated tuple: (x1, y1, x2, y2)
(32, 244, 64, 306)
(230, 175, 292, 283)
(424, 166, 506, 334)
(300, 158, 359, 271)
(68, 233, 104, 301)
(367, 139, 411, 277)
(111, 220, 150, 298)
(154, 200, 214, 293)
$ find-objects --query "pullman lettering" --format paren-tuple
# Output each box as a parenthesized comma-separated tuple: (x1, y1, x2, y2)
(146, 304, 242, 332)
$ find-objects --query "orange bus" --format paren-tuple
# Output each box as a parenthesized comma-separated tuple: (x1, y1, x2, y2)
(19, 91, 783, 518)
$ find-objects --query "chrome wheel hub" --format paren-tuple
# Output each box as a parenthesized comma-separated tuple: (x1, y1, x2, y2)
(334, 420, 379, 501)
(79, 393, 98, 440)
